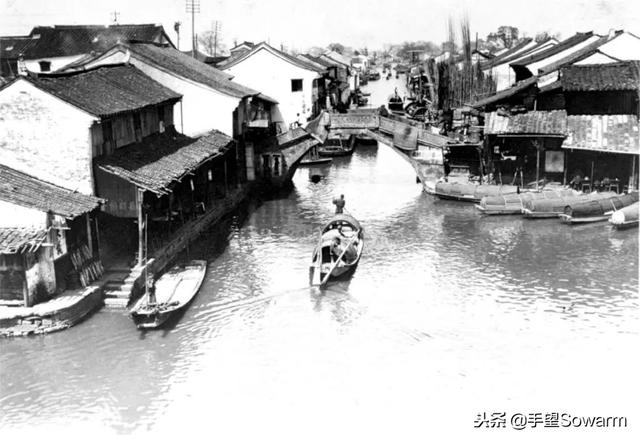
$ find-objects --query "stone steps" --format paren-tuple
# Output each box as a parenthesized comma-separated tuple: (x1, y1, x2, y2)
(101, 267, 144, 309)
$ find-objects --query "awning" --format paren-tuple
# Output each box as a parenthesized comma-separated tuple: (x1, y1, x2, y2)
(484, 110, 567, 137)
(0, 227, 50, 255)
(96, 130, 233, 195)
(562, 114, 640, 154)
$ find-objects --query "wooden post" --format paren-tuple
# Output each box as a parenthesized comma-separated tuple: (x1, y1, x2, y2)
(86, 213, 93, 257)
(137, 188, 144, 267)
(94, 217, 101, 258)
(631, 155, 637, 191)
(535, 139, 541, 191)
(563, 150, 568, 185)
(590, 159, 595, 188)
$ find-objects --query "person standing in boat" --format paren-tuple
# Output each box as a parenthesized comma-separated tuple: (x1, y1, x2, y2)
(333, 194, 345, 214)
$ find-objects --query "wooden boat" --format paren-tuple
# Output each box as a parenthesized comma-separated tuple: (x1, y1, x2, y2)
(310, 214, 364, 287)
(476, 189, 578, 215)
(388, 90, 404, 113)
(609, 201, 639, 229)
(300, 145, 332, 166)
(522, 192, 617, 218)
(559, 192, 639, 224)
(318, 135, 356, 157)
(130, 260, 207, 329)
(434, 181, 521, 203)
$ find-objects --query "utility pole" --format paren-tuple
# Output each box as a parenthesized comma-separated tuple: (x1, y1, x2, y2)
(174, 22, 181, 50)
(213, 21, 221, 57)
(111, 11, 120, 25)
(185, 0, 200, 58)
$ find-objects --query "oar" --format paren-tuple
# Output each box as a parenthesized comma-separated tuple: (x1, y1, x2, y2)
(309, 231, 326, 285)
(318, 229, 361, 288)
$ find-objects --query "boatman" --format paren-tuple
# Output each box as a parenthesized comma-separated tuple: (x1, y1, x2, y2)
(333, 194, 345, 214)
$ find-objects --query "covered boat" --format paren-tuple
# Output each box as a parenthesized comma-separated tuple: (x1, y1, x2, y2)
(434, 181, 521, 203)
(310, 214, 364, 287)
(388, 89, 404, 113)
(609, 201, 639, 229)
(318, 135, 356, 157)
(560, 192, 639, 224)
(130, 260, 207, 329)
(476, 189, 579, 215)
(522, 192, 617, 218)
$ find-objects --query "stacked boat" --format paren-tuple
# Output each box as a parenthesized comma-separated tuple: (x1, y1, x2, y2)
(476, 189, 579, 215)
(433, 182, 521, 203)
(559, 192, 639, 224)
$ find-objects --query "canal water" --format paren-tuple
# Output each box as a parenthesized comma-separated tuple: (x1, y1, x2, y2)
(1, 76, 639, 441)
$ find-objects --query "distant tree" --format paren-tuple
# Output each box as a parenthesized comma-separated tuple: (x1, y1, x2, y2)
(354, 50, 360, 56)
(397, 41, 440, 61)
(198, 21, 226, 56)
(328, 43, 345, 54)
(487, 26, 520, 49)
(535, 31, 561, 43)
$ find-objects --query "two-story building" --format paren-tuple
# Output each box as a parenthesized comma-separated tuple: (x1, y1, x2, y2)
(0, 24, 174, 78)
(218, 42, 325, 130)
(65, 42, 280, 139)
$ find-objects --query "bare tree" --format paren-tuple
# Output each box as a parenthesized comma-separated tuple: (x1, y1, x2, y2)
(197, 21, 227, 56)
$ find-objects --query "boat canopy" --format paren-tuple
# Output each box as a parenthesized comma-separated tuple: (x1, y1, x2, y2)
(322, 214, 362, 233)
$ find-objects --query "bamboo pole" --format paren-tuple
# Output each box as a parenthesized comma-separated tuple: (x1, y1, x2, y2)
(137, 188, 144, 267)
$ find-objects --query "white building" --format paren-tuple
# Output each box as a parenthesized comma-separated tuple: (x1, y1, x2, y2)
(219, 42, 325, 130)
(70, 42, 279, 138)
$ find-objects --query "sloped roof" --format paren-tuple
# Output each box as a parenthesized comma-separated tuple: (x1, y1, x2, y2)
(479, 38, 534, 70)
(296, 54, 329, 71)
(96, 130, 233, 194)
(563, 114, 639, 154)
(219, 42, 325, 73)
(470, 76, 538, 108)
(20, 24, 173, 59)
(0, 227, 49, 254)
(484, 110, 568, 136)
(0, 164, 103, 218)
(561, 61, 640, 91)
(125, 43, 272, 99)
(230, 41, 255, 51)
(302, 54, 338, 68)
(0, 36, 39, 59)
(538, 33, 619, 74)
(323, 50, 352, 68)
(510, 32, 594, 67)
(26, 64, 181, 117)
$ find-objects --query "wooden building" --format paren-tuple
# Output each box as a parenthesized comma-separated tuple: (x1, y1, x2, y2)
(0, 165, 103, 306)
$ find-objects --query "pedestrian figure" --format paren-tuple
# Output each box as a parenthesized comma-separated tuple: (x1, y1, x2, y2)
(333, 194, 345, 214)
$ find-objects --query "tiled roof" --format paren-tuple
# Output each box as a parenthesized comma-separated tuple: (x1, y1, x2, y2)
(126, 43, 269, 99)
(0, 36, 39, 59)
(561, 61, 640, 91)
(96, 129, 233, 194)
(21, 24, 172, 59)
(470, 76, 537, 108)
(510, 32, 594, 67)
(484, 110, 568, 136)
(562, 114, 639, 154)
(0, 164, 103, 218)
(301, 54, 336, 68)
(0, 227, 49, 254)
(27, 64, 181, 117)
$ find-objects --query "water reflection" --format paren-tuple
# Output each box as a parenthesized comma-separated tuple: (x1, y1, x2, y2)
(1, 142, 638, 441)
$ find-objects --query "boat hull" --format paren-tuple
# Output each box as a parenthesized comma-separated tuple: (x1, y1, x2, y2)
(300, 158, 332, 166)
(130, 260, 207, 329)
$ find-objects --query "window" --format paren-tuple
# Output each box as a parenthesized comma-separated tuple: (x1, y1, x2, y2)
(291, 79, 303, 92)
(38, 60, 51, 72)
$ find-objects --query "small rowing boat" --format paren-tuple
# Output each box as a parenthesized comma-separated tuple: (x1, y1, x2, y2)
(300, 144, 332, 166)
(476, 189, 578, 215)
(609, 201, 639, 229)
(559, 192, 638, 224)
(310, 214, 364, 287)
(318, 135, 356, 157)
(130, 260, 207, 329)
(434, 181, 520, 203)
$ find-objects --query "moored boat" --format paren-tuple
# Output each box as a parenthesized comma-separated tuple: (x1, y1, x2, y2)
(130, 260, 207, 329)
(434, 181, 521, 203)
(476, 189, 579, 215)
(559, 192, 639, 224)
(318, 135, 356, 157)
(522, 192, 617, 218)
(609, 201, 639, 229)
(310, 214, 364, 287)
(300, 144, 332, 166)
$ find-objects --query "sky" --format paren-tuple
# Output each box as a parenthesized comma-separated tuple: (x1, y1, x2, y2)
(1, 0, 640, 53)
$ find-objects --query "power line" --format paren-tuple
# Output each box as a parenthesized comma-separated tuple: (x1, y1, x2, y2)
(185, 0, 201, 57)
